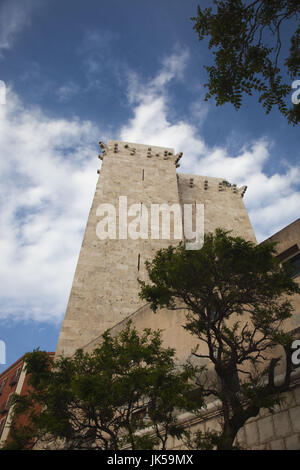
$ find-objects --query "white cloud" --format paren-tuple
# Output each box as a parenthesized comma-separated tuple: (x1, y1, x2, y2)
(0, 0, 38, 56)
(121, 48, 207, 158)
(126, 48, 190, 107)
(152, 47, 190, 88)
(0, 89, 100, 323)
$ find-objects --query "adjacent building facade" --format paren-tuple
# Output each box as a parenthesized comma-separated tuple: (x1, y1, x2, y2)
(0, 352, 54, 447)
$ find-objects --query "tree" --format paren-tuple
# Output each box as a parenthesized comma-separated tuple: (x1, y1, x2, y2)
(192, 0, 300, 124)
(3, 323, 200, 450)
(139, 229, 300, 450)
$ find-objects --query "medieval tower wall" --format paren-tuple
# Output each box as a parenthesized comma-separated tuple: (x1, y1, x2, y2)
(178, 173, 256, 242)
(55, 140, 256, 358)
(56, 141, 181, 356)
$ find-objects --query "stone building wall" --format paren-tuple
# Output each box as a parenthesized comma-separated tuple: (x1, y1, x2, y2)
(165, 382, 300, 450)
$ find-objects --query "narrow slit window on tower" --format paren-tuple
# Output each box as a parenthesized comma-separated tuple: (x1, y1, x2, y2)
(137, 253, 141, 271)
(142, 169, 144, 181)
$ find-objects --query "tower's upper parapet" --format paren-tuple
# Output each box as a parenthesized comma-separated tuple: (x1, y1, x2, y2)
(98, 140, 183, 168)
(177, 173, 248, 198)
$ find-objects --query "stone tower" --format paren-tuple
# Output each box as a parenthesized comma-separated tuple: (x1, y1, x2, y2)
(55, 140, 256, 357)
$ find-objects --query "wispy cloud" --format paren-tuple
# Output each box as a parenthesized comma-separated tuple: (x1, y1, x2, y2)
(56, 81, 81, 102)
(126, 47, 190, 106)
(78, 29, 123, 91)
(0, 0, 38, 56)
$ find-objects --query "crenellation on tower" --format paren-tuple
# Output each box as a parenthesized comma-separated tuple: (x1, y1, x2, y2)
(240, 185, 247, 197)
(100, 140, 181, 166)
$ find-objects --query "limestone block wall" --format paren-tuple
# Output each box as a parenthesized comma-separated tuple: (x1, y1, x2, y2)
(83, 303, 202, 362)
(167, 384, 300, 450)
(240, 387, 300, 450)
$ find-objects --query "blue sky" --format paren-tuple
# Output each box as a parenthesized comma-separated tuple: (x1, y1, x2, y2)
(0, 0, 299, 370)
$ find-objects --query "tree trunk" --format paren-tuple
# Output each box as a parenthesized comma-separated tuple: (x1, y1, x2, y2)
(217, 432, 235, 450)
